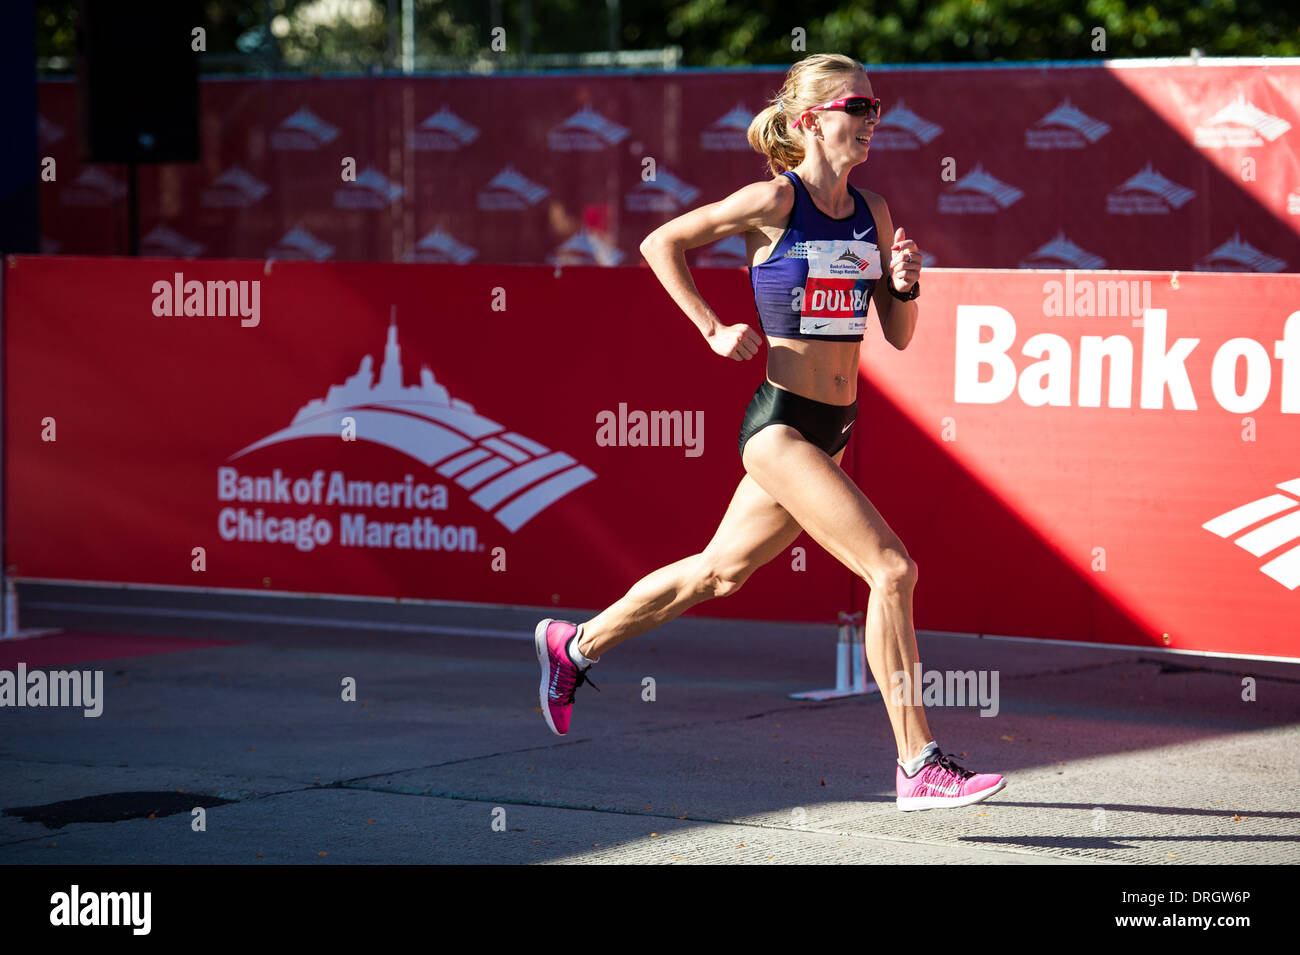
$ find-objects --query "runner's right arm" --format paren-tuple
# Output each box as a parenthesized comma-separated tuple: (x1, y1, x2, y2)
(639, 179, 793, 361)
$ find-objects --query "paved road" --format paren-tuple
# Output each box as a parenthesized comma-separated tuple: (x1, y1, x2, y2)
(2, 587, 1297, 864)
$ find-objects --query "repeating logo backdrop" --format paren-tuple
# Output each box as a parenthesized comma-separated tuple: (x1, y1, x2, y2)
(5, 256, 1297, 659)
(34, 62, 1300, 272)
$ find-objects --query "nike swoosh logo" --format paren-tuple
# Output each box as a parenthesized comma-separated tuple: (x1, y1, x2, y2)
(853, 228, 869, 239)
(813, 322, 829, 329)
(841, 420, 854, 433)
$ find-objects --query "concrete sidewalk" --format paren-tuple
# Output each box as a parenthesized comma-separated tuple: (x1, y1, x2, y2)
(1, 593, 1297, 864)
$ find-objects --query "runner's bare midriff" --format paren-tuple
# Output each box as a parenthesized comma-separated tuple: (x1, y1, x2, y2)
(765, 336, 859, 406)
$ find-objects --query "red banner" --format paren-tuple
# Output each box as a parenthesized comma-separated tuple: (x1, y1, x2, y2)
(35, 61, 1300, 272)
(5, 256, 1298, 659)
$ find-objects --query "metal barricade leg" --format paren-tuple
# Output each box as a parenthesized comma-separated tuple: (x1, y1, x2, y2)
(788, 611, 879, 701)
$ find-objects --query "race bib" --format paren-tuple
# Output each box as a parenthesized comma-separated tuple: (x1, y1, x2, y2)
(790, 240, 880, 336)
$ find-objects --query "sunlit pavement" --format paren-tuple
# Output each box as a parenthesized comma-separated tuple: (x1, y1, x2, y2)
(2, 585, 1296, 865)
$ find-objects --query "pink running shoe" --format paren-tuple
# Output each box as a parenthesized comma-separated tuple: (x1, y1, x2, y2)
(896, 748, 1006, 811)
(535, 618, 599, 736)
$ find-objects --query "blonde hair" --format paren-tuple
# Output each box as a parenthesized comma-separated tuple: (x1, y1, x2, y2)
(746, 53, 867, 177)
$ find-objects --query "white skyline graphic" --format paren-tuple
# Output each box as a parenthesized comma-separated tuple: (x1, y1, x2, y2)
(1107, 162, 1196, 213)
(700, 104, 756, 150)
(708, 104, 755, 132)
(1195, 94, 1291, 148)
(141, 225, 204, 259)
(410, 106, 480, 149)
(270, 106, 340, 149)
(477, 165, 549, 210)
(267, 224, 334, 261)
(1195, 232, 1287, 272)
(230, 318, 596, 532)
(938, 162, 1024, 213)
(694, 233, 748, 267)
(547, 105, 630, 149)
(1018, 230, 1105, 269)
(873, 99, 944, 148)
(547, 227, 624, 266)
(625, 169, 700, 211)
(1026, 97, 1111, 149)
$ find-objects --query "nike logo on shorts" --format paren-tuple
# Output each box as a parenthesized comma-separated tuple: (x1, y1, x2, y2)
(842, 420, 855, 433)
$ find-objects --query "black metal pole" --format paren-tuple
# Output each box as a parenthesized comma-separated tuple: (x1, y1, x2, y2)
(127, 161, 138, 256)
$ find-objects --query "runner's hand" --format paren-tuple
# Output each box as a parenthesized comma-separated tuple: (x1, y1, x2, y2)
(707, 322, 763, 361)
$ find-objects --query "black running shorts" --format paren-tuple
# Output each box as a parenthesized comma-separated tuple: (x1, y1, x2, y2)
(737, 380, 858, 459)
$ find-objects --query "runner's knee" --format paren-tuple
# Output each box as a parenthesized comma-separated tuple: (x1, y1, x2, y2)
(695, 554, 751, 598)
(868, 551, 917, 592)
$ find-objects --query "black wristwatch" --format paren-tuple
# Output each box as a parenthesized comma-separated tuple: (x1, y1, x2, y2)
(888, 279, 920, 302)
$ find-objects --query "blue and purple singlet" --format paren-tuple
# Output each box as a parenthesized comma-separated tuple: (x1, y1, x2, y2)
(748, 169, 882, 343)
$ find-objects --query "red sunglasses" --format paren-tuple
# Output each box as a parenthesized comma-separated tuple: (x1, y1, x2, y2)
(792, 96, 882, 128)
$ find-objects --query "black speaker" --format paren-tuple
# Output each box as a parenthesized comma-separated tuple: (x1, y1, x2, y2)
(76, 0, 201, 164)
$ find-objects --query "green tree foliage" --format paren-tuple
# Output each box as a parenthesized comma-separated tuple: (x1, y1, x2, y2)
(36, 0, 1300, 71)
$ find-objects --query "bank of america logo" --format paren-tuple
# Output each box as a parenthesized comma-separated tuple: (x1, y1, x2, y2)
(547, 227, 625, 267)
(477, 165, 549, 210)
(694, 234, 748, 268)
(547, 105, 629, 150)
(1026, 97, 1111, 150)
(700, 104, 755, 151)
(625, 170, 700, 212)
(335, 167, 404, 209)
(270, 107, 340, 150)
(1203, 479, 1300, 590)
(267, 224, 334, 261)
(1106, 162, 1195, 215)
(871, 99, 943, 150)
(937, 162, 1023, 213)
(1194, 94, 1291, 149)
(410, 107, 480, 151)
(231, 320, 596, 532)
(835, 249, 871, 272)
(1194, 232, 1287, 273)
(406, 227, 477, 264)
(1018, 230, 1105, 269)
(200, 166, 270, 208)
(141, 225, 204, 259)
(38, 114, 65, 148)
(60, 167, 127, 206)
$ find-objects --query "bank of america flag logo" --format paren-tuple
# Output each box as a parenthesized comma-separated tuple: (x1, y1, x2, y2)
(1202, 478, 1300, 590)
(231, 320, 595, 532)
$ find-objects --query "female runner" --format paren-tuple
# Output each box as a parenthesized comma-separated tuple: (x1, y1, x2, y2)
(535, 53, 1005, 811)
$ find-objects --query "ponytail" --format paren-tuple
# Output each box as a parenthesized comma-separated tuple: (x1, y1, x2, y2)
(746, 102, 804, 177)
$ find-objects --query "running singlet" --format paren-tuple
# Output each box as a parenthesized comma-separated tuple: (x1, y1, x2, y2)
(748, 170, 882, 342)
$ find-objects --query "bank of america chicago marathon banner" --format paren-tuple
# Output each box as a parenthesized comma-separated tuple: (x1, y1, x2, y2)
(2, 255, 851, 624)
(34, 62, 1300, 273)
(5, 257, 1298, 657)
